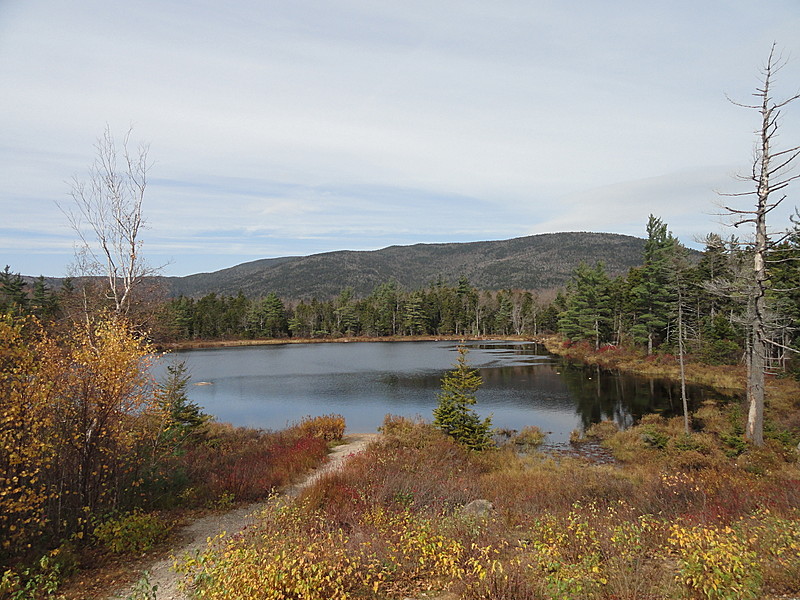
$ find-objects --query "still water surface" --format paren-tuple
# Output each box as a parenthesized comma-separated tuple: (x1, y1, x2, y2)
(159, 341, 728, 443)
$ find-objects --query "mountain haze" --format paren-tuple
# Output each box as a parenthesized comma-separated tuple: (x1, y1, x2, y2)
(164, 232, 647, 299)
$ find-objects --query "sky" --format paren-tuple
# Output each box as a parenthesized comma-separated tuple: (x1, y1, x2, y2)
(2, 1, 800, 278)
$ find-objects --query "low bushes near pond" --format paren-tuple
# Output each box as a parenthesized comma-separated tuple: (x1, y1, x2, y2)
(165, 420, 330, 506)
(3, 417, 336, 599)
(182, 415, 800, 600)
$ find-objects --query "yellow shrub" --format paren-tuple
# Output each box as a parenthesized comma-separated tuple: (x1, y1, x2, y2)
(295, 414, 346, 442)
(93, 510, 170, 554)
(669, 522, 761, 600)
(740, 511, 800, 593)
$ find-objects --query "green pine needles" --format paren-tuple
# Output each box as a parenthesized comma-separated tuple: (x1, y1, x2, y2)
(433, 344, 494, 451)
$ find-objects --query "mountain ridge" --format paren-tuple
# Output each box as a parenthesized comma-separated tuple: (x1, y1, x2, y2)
(163, 231, 649, 299)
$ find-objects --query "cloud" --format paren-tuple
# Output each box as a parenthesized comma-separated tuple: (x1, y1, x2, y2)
(2, 1, 800, 276)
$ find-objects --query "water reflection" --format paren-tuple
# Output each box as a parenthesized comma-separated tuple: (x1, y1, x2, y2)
(157, 341, 735, 443)
(556, 361, 732, 431)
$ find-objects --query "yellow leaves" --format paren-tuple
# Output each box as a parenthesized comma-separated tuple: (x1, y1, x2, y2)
(668, 522, 761, 600)
(179, 499, 501, 599)
(1, 312, 164, 556)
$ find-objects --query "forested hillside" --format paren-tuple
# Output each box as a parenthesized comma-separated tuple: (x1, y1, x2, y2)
(163, 232, 647, 299)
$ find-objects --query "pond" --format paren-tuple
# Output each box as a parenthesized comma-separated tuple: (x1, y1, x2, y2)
(157, 340, 731, 443)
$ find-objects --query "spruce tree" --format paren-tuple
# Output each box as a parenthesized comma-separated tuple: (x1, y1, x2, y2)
(433, 345, 493, 451)
(558, 262, 613, 349)
(629, 215, 676, 353)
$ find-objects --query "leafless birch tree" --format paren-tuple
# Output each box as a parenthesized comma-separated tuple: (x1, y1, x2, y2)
(64, 126, 157, 317)
(722, 44, 800, 445)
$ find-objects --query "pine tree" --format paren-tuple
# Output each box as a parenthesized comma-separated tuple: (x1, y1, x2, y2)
(0, 266, 28, 315)
(433, 345, 494, 451)
(558, 262, 613, 349)
(629, 215, 677, 353)
(155, 360, 207, 447)
(403, 291, 427, 335)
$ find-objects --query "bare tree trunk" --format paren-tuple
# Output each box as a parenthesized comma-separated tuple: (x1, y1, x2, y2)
(747, 195, 769, 444)
(677, 293, 689, 435)
(723, 45, 800, 446)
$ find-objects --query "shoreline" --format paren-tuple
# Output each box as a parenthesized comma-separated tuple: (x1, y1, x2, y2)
(536, 333, 747, 394)
(157, 334, 534, 351)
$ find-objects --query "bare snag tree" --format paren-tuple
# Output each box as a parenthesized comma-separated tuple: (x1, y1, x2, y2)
(65, 126, 156, 317)
(722, 44, 800, 446)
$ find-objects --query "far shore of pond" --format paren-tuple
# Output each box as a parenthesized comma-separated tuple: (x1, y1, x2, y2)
(157, 334, 534, 351)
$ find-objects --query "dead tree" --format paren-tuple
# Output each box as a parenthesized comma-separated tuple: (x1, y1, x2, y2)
(722, 44, 800, 445)
(64, 126, 156, 317)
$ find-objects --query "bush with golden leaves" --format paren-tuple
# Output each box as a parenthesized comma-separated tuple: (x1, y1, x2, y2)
(0, 312, 162, 563)
(295, 413, 346, 442)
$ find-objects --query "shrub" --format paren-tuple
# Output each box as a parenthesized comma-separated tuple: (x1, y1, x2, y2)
(93, 510, 170, 554)
(459, 560, 540, 600)
(569, 428, 584, 444)
(508, 426, 546, 449)
(295, 414, 345, 442)
(741, 511, 800, 594)
(584, 420, 619, 441)
(379, 413, 424, 436)
(669, 522, 761, 600)
(303, 423, 486, 516)
(179, 499, 493, 600)
(0, 544, 78, 599)
(175, 423, 329, 505)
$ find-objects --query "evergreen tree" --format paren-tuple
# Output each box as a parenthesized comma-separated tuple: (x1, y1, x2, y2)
(432, 345, 493, 451)
(403, 291, 427, 335)
(155, 360, 207, 447)
(0, 266, 28, 315)
(31, 276, 58, 321)
(629, 215, 676, 353)
(249, 292, 289, 337)
(456, 276, 479, 335)
(288, 300, 317, 337)
(169, 296, 195, 339)
(334, 288, 359, 335)
(558, 262, 613, 349)
(494, 290, 514, 335)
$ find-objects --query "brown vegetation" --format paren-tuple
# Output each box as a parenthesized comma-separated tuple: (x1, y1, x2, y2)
(181, 416, 800, 599)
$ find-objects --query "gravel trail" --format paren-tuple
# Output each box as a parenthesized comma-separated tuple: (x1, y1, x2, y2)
(106, 433, 376, 600)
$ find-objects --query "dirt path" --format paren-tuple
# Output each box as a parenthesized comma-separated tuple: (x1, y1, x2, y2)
(106, 433, 377, 600)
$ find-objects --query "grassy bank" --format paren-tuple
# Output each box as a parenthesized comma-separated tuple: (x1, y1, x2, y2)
(180, 416, 800, 600)
(537, 335, 800, 445)
(157, 334, 518, 351)
(536, 335, 747, 391)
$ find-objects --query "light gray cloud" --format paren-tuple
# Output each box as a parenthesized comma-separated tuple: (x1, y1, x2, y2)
(2, 1, 800, 276)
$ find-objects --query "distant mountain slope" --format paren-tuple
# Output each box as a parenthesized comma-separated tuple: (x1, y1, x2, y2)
(164, 232, 647, 299)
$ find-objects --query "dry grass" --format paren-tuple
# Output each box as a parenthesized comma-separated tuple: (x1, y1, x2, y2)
(181, 415, 800, 599)
(539, 335, 747, 391)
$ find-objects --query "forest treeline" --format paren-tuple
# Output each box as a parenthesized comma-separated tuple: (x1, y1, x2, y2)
(557, 216, 800, 370)
(3, 214, 799, 374)
(163, 280, 556, 340)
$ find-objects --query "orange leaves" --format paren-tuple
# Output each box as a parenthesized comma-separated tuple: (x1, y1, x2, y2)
(0, 312, 162, 563)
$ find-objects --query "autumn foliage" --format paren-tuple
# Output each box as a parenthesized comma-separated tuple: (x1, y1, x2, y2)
(0, 313, 161, 562)
(181, 417, 800, 600)
(1, 312, 336, 597)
